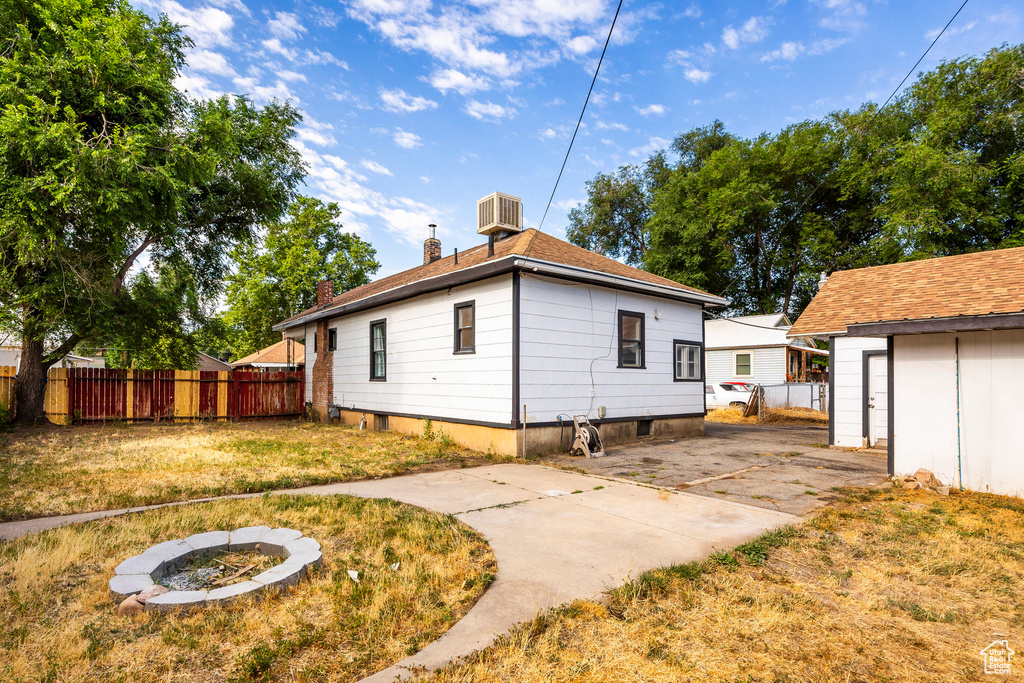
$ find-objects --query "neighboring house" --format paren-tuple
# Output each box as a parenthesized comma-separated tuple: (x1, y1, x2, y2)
(274, 192, 728, 456)
(196, 352, 232, 372)
(60, 354, 105, 368)
(0, 343, 20, 370)
(0, 343, 103, 371)
(230, 339, 305, 371)
(704, 313, 828, 385)
(787, 247, 1024, 497)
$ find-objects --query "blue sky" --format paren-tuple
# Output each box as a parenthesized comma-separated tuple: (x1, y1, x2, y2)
(141, 0, 1023, 277)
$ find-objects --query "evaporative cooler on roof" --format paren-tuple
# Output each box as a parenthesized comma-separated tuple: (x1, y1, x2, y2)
(477, 192, 523, 236)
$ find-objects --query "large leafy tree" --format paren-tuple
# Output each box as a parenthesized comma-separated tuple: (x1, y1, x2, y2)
(0, 0, 305, 422)
(567, 44, 1024, 317)
(224, 197, 380, 356)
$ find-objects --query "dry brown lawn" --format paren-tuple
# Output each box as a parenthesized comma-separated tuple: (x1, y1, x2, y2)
(0, 494, 495, 682)
(429, 486, 1024, 682)
(706, 406, 829, 427)
(0, 421, 505, 521)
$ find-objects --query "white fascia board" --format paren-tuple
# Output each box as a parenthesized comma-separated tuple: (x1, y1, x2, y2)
(513, 257, 730, 307)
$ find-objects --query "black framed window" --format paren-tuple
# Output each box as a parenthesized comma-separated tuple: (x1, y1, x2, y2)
(454, 301, 475, 354)
(312, 332, 317, 353)
(673, 340, 702, 381)
(370, 319, 386, 380)
(328, 328, 337, 352)
(617, 310, 645, 368)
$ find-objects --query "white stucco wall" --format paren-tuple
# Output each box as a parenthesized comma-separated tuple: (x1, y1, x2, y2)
(893, 330, 1024, 496)
(705, 347, 787, 385)
(518, 273, 705, 423)
(329, 275, 513, 425)
(831, 335, 887, 448)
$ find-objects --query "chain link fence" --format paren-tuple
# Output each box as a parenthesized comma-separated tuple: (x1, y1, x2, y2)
(749, 382, 829, 422)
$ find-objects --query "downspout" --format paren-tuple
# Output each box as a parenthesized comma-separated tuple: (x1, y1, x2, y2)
(955, 336, 963, 490)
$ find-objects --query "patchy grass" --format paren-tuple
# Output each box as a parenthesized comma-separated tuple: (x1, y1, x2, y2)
(704, 407, 756, 424)
(761, 406, 830, 426)
(0, 494, 495, 682)
(0, 422, 507, 521)
(428, 487, 1024, 682)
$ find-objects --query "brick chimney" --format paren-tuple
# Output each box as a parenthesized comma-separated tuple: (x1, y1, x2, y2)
(316, 279, 334, 306)
(423, 224, 441, 265)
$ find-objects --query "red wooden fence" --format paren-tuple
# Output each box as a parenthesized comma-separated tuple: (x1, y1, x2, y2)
(61, 368, 304, 423)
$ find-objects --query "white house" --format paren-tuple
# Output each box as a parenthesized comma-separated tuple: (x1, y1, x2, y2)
(274, 192, 728, 456)
(704, 313, 827, 385)
(788, 247, 1024, 497)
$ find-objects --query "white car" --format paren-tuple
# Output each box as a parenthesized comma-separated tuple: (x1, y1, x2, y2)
(705, 382, 753, 410)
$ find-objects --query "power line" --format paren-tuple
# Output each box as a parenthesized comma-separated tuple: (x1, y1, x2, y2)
(537, 0, 625, 233)
(774, 0, 971, 235)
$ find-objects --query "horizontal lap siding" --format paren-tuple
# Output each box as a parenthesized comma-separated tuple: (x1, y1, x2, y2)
(331, 275, 513, 424)
(895, 330, 1024, 496)
(518, 274, 704, 422)
(705, 347, 786, 385)
(832, 336, 886, 447)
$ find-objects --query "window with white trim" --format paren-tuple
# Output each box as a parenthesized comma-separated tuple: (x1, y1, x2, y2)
(673, 341, 702, 381)
(734, 351, 753, 377)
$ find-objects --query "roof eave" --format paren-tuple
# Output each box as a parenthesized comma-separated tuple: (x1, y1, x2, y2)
(273, 255, 728, 331)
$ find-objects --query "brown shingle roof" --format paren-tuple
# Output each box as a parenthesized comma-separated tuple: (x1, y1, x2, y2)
(231, 339, 305, 367)
(278, 229, 719, 327)
(788, 247, 1024, 337)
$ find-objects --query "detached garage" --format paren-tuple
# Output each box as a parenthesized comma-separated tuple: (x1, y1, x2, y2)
(788, 247, 1024, 497)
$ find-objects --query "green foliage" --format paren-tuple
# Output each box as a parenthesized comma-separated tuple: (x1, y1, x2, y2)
(568, 44, 1024, 317)
(224, 197, 379, 357)
(0, 0, 304, 418)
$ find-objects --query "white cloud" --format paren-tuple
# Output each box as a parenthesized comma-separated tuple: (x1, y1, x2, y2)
(812, 0, 868, 32)
(681, 4, 701, 19)
(761, 41, 804, 62)
(567, 35, 597, 55)
(262, 39, 349, 68)
(141, 0, 235, 48)
(595, 120, 629, 131)
(267, 12, 307, 41)
(393, 128, 422, 148)
(347, 0, 622, 81)
(634, 103, 667, 116)
(539, 127, 558, 139)
(361, 159, 393, 176)
(275, 69, 307, 82)
(925, 21, 976, 40)
(762, 37, 850, 62)
(420, 176, 430, 183)
(174, 73, 224, 100)
(380, 87, 439, 113)
(464, 99, 515, 121)
(428, 68, 490, 95)
(186, 48, 237, 77)
(722, 16, 769, 50)
(296, 127, 337, 146)
(629, 136, 669, 158)
(684, 67, 712, 83)
(232, 76, 297, 103)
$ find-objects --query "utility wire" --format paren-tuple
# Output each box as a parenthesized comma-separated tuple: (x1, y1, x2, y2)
(774, 0, 971, 233)
(537, 0, 625, 233)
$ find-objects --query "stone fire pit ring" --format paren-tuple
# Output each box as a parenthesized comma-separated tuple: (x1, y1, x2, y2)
(109, 526, 322, 612)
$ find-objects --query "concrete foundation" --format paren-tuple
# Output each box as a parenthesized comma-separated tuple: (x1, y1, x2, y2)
(327, 408, 704, 457)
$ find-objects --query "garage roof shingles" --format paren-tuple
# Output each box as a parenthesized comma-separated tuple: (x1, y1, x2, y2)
(788, 247, 1024, 336)
(279, 229, 716, 327)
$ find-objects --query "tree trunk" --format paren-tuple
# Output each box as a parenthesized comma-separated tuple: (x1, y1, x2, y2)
(15, 333, 48, 424)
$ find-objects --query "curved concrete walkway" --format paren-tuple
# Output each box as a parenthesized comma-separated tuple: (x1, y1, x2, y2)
(0, 464, 797, 681)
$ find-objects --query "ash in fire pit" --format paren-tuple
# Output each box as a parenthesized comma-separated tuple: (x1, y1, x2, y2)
(110, 527, 322, 613)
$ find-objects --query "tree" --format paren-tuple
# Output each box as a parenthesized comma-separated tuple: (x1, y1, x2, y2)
(878, 44, 1024, 256)
(566, 153, 670, 267)
(0, 0, 305, 422)
(224, 197, 379, 356)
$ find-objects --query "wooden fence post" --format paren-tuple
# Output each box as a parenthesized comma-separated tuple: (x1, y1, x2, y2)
(66, 367, 75, 424)
(232, 371, 240, 422)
